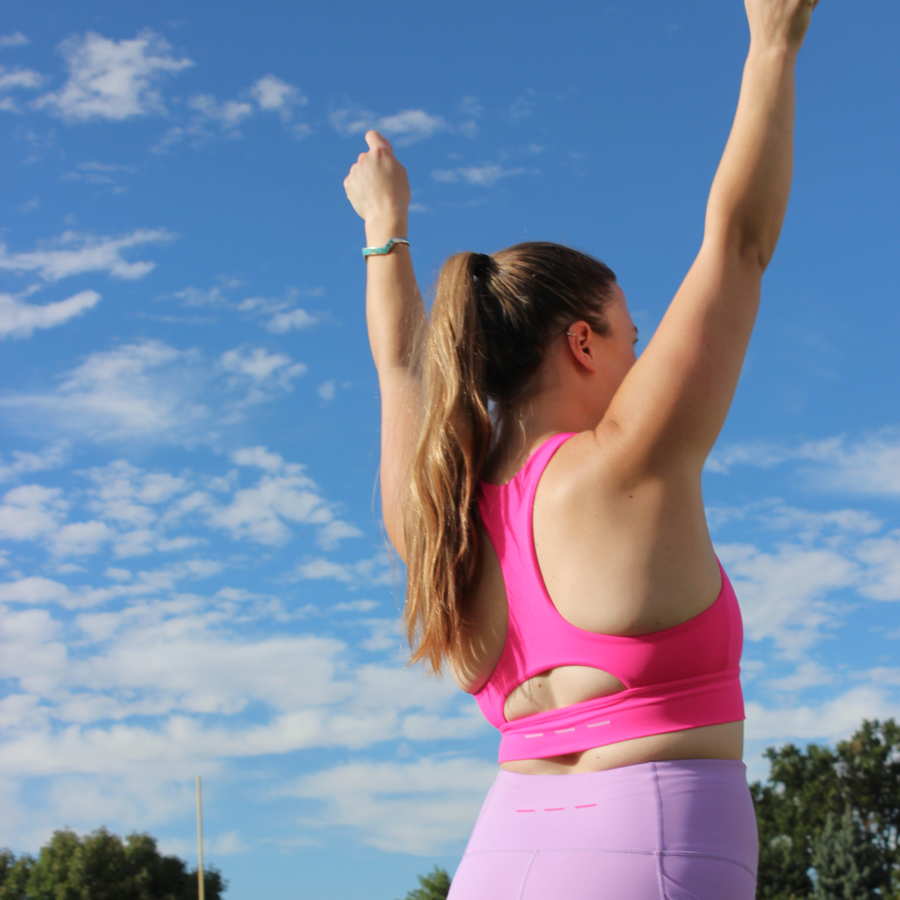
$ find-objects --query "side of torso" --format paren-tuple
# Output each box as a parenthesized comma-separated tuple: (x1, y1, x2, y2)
(454, 431, 744, 774)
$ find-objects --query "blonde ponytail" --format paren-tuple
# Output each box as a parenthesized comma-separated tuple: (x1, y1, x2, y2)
(402, 242, 617, 674)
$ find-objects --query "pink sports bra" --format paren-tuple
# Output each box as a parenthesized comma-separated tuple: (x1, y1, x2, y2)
(474, 432, 745, 763)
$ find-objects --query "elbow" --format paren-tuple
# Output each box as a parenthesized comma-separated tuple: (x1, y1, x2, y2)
(705, 213, 780, 274)
(752, 242, 776, 273)
(731, 229, 777, 274)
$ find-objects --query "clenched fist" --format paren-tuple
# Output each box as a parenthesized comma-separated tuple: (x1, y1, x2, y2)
(343, 130, 411, 230)
(745, 0, 820, 49)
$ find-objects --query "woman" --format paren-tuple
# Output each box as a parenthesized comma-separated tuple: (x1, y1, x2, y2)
(343, 1, 818, 897)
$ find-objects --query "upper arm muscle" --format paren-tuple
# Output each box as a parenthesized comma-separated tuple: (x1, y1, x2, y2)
(601, 239, 763, 478)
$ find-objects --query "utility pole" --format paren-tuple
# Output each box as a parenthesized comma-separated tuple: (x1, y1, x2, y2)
(196, 776, 205, 900)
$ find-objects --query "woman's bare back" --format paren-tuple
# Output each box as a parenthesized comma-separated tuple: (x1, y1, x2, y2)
(456, 429, 744, 775)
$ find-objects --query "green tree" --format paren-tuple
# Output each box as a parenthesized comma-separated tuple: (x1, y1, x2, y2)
(0, 850, 34, 900)
(0, 828, 226, 900)
(811, 807, 881, 900)
(750, 718, 900, 900)
(399, 866, 451, 900)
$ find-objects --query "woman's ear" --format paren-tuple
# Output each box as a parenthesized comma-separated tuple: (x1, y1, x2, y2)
(565, 322, 598, 373)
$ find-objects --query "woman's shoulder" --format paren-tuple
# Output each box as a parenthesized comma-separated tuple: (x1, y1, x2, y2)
(540, 426, 634, 495)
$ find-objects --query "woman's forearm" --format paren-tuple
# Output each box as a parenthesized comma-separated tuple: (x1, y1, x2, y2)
(704, 40, 799, 270)
(364, 217, 427, 375)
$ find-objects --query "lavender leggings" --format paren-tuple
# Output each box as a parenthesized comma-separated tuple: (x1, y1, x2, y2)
(447, 759, 758, 900)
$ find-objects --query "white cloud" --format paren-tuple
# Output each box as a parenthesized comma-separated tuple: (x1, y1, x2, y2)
(708, 428, 900, 496)
(0, 69, 41, 91)
(330, 106, 448, 146)
(746, 684, 900, 745)
(0, 340, 209, 443)
(0, 289, 100, 339)
(249, 75, 307, 122)
(0, 576, 73, 606)
(0, 443, 68, 482)
(207, 448, 361, 548)
(84, 460, 190, 527)
(291, 553, 393, 586)
(265, 308, 316, 334)
(168, 285, 229, 307)
(758, 504, 884, 544)
(432, 164, 538, 187)
(717, 541, 859, 658)
(231, 446, 283, 473)
(0, 603, 476, 779)
(0, 33, 29, 49)
(0, 229, 174, 282)
(855, 530, 900, 601)
(219, 347, 307, 408)
(0, 485, 66, 541)
(161, 829, 249, 859)
(333, 599, 379, 613)
(187, 93, 254, 131)
(50, 520, 112, 557)
(0, 606, 68, 694)
(0, 66, 43, 113)
(155, 75, 308, 151)
(316, 380, 336, 402)
(61, 161, 136, 186)
(762, 659, 835, 693)
(288, 757, 497, 854)
(220, 347, 304, 383)
(104, 567, 132, 582)
(35, 30, 193, 121)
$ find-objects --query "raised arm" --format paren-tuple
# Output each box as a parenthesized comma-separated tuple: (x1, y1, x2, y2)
(600, 0, 819, 477)
(344, 131, 426, 560)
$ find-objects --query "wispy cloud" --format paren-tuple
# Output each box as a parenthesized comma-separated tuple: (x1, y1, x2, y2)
(0, 66, 43, 113)
(61, 161, 136, 187)
(330, 105, 448, 146)
(153, 74, 309, 151)
(291, 553, 392, 586)
(0, 340, 209, 443)
(207, 447, 362, 548)
(248, 74, 307, 124)
(316, 380, 336, 402)
(458, 96, 483, 139)
(0, 336, 320, 444)
(161, 282, 322, 332)
(286, 756, 496, 854)
(0, 485, 67, 543)
(34, 30, 193, 122)
(0, 229, 175, 282)
(187, 93, 255, 131)
(707, 428, 900, 495)
(432, 163, 539, 187)
(0, 33, 29, 50)
(266, 308, 317, 334)
(219, 347, 307, 409)
(0, 289, 101, 339)
(0, 444, 68, 483)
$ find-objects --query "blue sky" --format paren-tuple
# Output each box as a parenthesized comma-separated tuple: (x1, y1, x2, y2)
(0, 1, 898, 897)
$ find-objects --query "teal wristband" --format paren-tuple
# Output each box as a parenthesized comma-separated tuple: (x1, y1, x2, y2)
(362, 237, 409, 258)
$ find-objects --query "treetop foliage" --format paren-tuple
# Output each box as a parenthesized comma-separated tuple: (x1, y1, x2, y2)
(0, 827, 226, 900)
(398, 865, 451, 900)
(752, 717, 900, 900)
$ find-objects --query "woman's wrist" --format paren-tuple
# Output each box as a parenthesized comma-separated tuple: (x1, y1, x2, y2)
(747, 33, 802, 61)
(365, 215, 409, 247)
